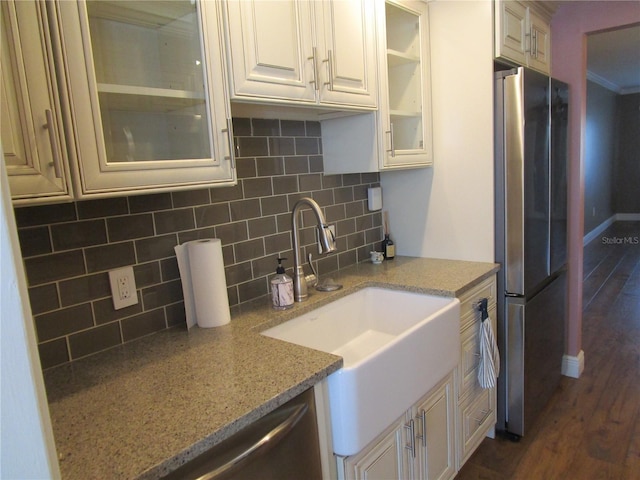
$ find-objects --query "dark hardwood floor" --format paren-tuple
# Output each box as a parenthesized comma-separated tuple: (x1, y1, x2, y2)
(456, 221, 640, 479)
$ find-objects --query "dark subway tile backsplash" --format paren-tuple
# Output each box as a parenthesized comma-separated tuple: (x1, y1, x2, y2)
(35, 304, 94, 342)
(15, 202, 77, 227)
(69, 323, 122, 359)
(28, 284, 59, 315)
(121, 309, 167, 343)
(18, 226, 52, 257)
(59, 273, 111, 307)
(15, 117, 382, 369)
(154, 209, 196, 235)
(51, 219, 107, 251)
(77, 197, 128, 219)
(281, 119, 306, 137)
(251, 118, 280, 136)
(129, 192, 173, 213)
(24, 250, 86, 286)
(171, 188, 211, 208)
(85, 242, 136, 273)
(107, 214, 154, 242)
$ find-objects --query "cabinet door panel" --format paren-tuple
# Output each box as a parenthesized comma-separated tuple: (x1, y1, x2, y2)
(56, 0, 235, 196)
(380, 0, 432, 169)
(458, 386, 495, 466)
(527, 9, 550, 73)
(224, 0, 316, 102)
(342, 418, 406, 480)
(318, 0, 377, 107)
(2, 0, 73, 204)
(416, 374, 455, 480)
(496, 1, 527, 65)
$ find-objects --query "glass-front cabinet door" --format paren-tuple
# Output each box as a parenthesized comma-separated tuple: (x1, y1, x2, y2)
(379, 0, 432, 169)
(54, 0, 235, 197)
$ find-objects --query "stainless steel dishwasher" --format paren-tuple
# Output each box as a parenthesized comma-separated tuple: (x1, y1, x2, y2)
(163, 387, 323, 480)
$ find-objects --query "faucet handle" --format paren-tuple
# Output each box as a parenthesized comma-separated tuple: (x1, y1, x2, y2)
(306, 253, 318, 287)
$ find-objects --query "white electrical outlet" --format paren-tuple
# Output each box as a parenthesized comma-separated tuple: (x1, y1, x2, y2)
(108, 266, 139, 310)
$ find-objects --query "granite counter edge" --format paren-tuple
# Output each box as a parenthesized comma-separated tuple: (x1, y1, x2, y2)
(137, 356, 342, 480)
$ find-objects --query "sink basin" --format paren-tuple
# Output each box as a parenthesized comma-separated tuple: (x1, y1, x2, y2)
(261, 287, 460, 456)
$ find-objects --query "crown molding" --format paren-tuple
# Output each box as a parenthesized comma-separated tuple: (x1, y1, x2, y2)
(586, 70, 621, 94)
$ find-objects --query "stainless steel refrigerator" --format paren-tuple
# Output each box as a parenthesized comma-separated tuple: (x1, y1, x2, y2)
(494, 66, 568, 438)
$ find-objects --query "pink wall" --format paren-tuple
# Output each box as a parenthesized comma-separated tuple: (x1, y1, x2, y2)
(551, 1, 640, 359)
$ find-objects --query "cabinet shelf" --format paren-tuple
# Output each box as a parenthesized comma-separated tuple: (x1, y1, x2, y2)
(389, 109, 421, 118)
(387, 48, 420, 67)
(97, 83, 205, 113)
(88, 1, 195, 28)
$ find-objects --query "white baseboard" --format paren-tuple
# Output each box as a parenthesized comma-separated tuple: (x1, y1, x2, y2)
(562, 350, 584, 378)
(616, 213, 640, 221)
(583, 213, 640, 245)
(583, 216, 616, 246)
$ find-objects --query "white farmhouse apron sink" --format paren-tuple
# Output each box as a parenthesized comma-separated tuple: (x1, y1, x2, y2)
(262, 287, 460, 456)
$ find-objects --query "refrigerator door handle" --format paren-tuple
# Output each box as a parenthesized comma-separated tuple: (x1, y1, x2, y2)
(503, 72, 525, 295)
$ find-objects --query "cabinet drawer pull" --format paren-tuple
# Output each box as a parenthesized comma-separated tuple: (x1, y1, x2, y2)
(44, 109, 63, 179)
(415, 409, 427, 448)
(474, 408, 491, 425)
(222, 118, 236, 169)
(308, 47, 319, 91)
(386, 124, 395, 157)
(323, 50, 334, 91)
(404, 418, 416, 458)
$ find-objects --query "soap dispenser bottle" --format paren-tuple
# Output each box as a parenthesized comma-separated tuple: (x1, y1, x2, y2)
(271, 257, 294, 310)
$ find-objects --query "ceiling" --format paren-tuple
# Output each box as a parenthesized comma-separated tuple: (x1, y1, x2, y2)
(587, 24, 640, 94)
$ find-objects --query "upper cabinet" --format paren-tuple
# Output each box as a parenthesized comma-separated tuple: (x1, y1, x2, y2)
(379, 0, 433, 169)
(222, 0, 377, 110)
(322, 0, 433, 174)
(53, 0, 236, 198)
(1, 0, 74, 205)
(494, 1, 551, 74)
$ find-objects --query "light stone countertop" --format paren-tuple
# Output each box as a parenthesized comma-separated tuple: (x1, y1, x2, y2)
(44, 256, 499, 480)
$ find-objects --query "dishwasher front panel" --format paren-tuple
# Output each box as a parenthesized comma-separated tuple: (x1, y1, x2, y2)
(164, 387, 322, 480)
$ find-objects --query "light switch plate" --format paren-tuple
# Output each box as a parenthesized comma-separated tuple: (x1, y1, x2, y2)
(108, 266, 139, 310)
(368, 186, 382, 211)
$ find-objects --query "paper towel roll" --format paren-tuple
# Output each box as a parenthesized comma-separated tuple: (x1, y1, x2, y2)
(175, 239, 230, 329)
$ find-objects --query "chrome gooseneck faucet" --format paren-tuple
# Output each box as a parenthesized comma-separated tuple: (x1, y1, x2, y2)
(291, 197, 337, 302)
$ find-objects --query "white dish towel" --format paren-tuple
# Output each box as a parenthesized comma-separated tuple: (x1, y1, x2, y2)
(477, 299, 500, 389)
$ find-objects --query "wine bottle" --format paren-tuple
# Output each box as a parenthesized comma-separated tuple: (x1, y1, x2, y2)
(381, 234, 395, 259)
(381, 211, 395, 260)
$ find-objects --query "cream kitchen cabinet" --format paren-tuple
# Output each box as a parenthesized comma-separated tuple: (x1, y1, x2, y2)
(337, 414, 408, 480)
(322, 0, 432, 174)
(494, 1, 551, 74)
(378, 0, 433, 169)
(222, 0, 377, 110)
(1, 0, 74, 205)
(455, 276, 498, 469)
(413, 373, 456, 480)
(53, 0, 236, 198)
(337, 371, 455, 480)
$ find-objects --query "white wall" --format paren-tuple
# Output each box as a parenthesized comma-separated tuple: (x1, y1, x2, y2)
(381, 0, 495, 262)
(0, 155, 60, 479)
